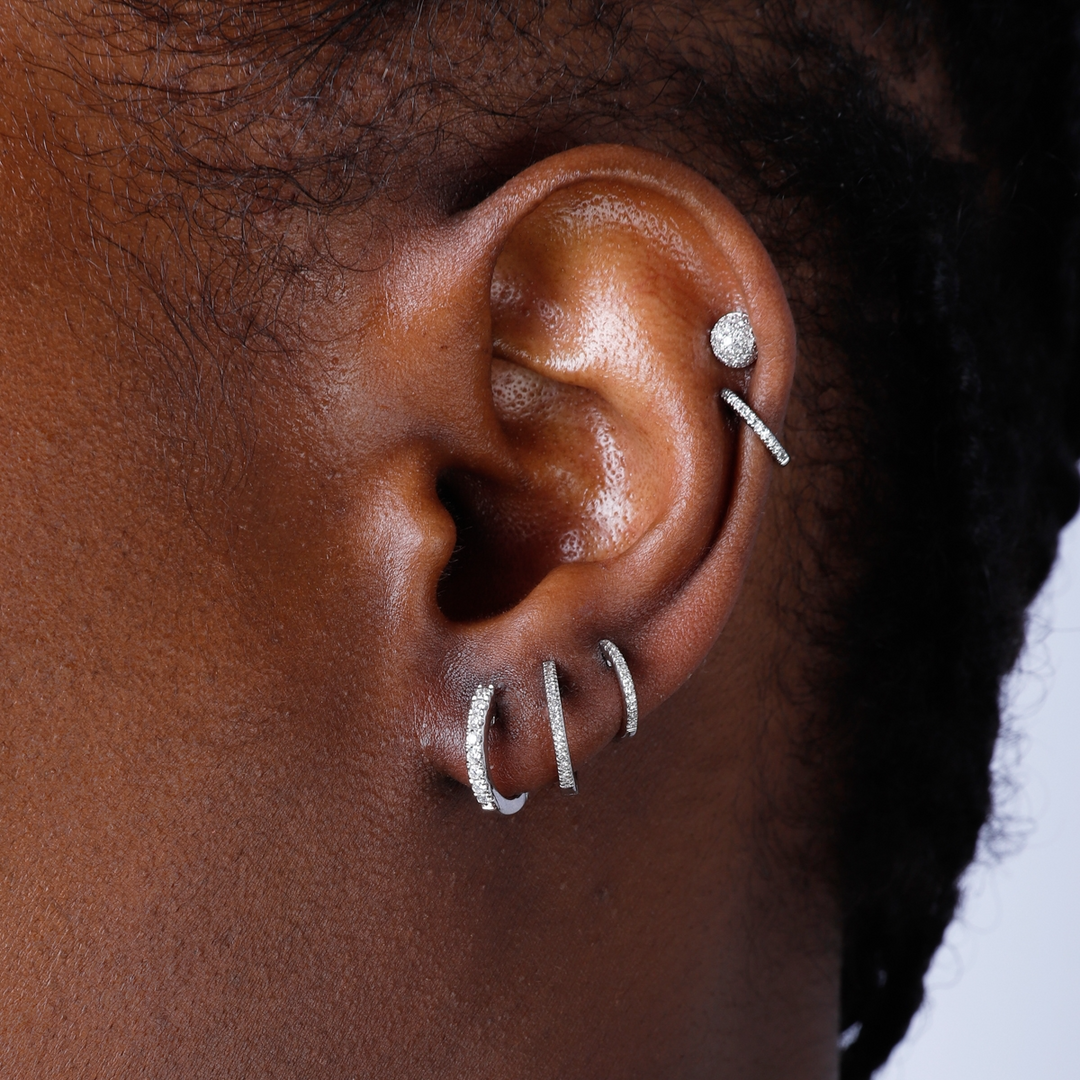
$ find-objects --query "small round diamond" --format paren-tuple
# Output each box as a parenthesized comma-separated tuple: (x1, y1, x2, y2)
(709, 311, 757, 369)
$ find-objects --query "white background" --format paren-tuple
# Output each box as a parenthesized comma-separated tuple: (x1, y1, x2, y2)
(878, 515, 1080, 1078)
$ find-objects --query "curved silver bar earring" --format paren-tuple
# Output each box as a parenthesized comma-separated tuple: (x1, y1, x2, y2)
(543, 660, 578, 793)
(599, 639, 638, 738)
(466, 683, 528, 815)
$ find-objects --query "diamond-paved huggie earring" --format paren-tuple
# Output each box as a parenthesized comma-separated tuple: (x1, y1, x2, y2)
(599, 639, 638, 738)
(466, 683, 528, 815)
(543, 660, 578, 793)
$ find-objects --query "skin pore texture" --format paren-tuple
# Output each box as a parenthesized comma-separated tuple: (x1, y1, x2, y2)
(0, 2, 952, 1076)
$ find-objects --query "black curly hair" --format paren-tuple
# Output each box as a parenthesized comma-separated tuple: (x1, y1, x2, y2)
(727, 4, 1080, 1074)
(73, 0, 1080, 1073)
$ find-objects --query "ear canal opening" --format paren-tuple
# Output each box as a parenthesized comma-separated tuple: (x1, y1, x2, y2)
(435, 470, 561, 622)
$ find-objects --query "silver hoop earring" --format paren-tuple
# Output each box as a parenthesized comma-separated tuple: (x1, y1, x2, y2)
(466, 683, 528, 815)
(599, 639, 638, 738)
(543, 660, 578, 793)
(710, 311, 757, 369)
(720, 388, 790, 466)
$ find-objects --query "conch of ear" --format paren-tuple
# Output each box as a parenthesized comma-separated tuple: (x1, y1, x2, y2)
(438, 176, 748, 624)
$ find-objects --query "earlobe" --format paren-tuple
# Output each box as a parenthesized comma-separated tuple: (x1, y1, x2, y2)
(403, 145, 796, 808)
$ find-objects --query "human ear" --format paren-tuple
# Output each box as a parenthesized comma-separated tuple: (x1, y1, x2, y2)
(366, 144, 795, 807)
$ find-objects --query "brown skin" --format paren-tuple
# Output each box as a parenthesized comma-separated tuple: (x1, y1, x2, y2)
(0, 4, 839, 1077)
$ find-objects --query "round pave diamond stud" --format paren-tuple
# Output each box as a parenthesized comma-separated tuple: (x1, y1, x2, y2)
(710, 311, 757, 369)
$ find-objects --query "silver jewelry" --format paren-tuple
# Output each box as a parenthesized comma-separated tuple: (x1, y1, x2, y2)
(543, 660, 577, 793)
(599, 639, 638, 738)
(720, 388, 790, 466)
(710, 311, 757, 369)
(466, 683, 528, 815)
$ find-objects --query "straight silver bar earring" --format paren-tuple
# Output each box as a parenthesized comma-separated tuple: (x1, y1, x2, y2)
(720, 389, 790, 467)
(599, 639, 638, 738)
(466, 683, 528, 815)
(543, 660, 578, 793)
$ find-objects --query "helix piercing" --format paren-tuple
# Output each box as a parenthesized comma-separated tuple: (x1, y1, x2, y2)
(720, 389, 791, 467)
(543, 660, 578, 793)
(599, 639, 638, 738)
(710, 311, 790, 465)
(466, 683, 528, 815)
(710, 311, 757, 369)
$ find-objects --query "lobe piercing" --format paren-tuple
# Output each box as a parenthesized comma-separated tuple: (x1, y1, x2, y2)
(710, 311, 757, 369)
(466, 683, 528, 815)
(599, 639, 638, 738)
(720, 389, 791, 467)
(543, 660, 578, 793)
